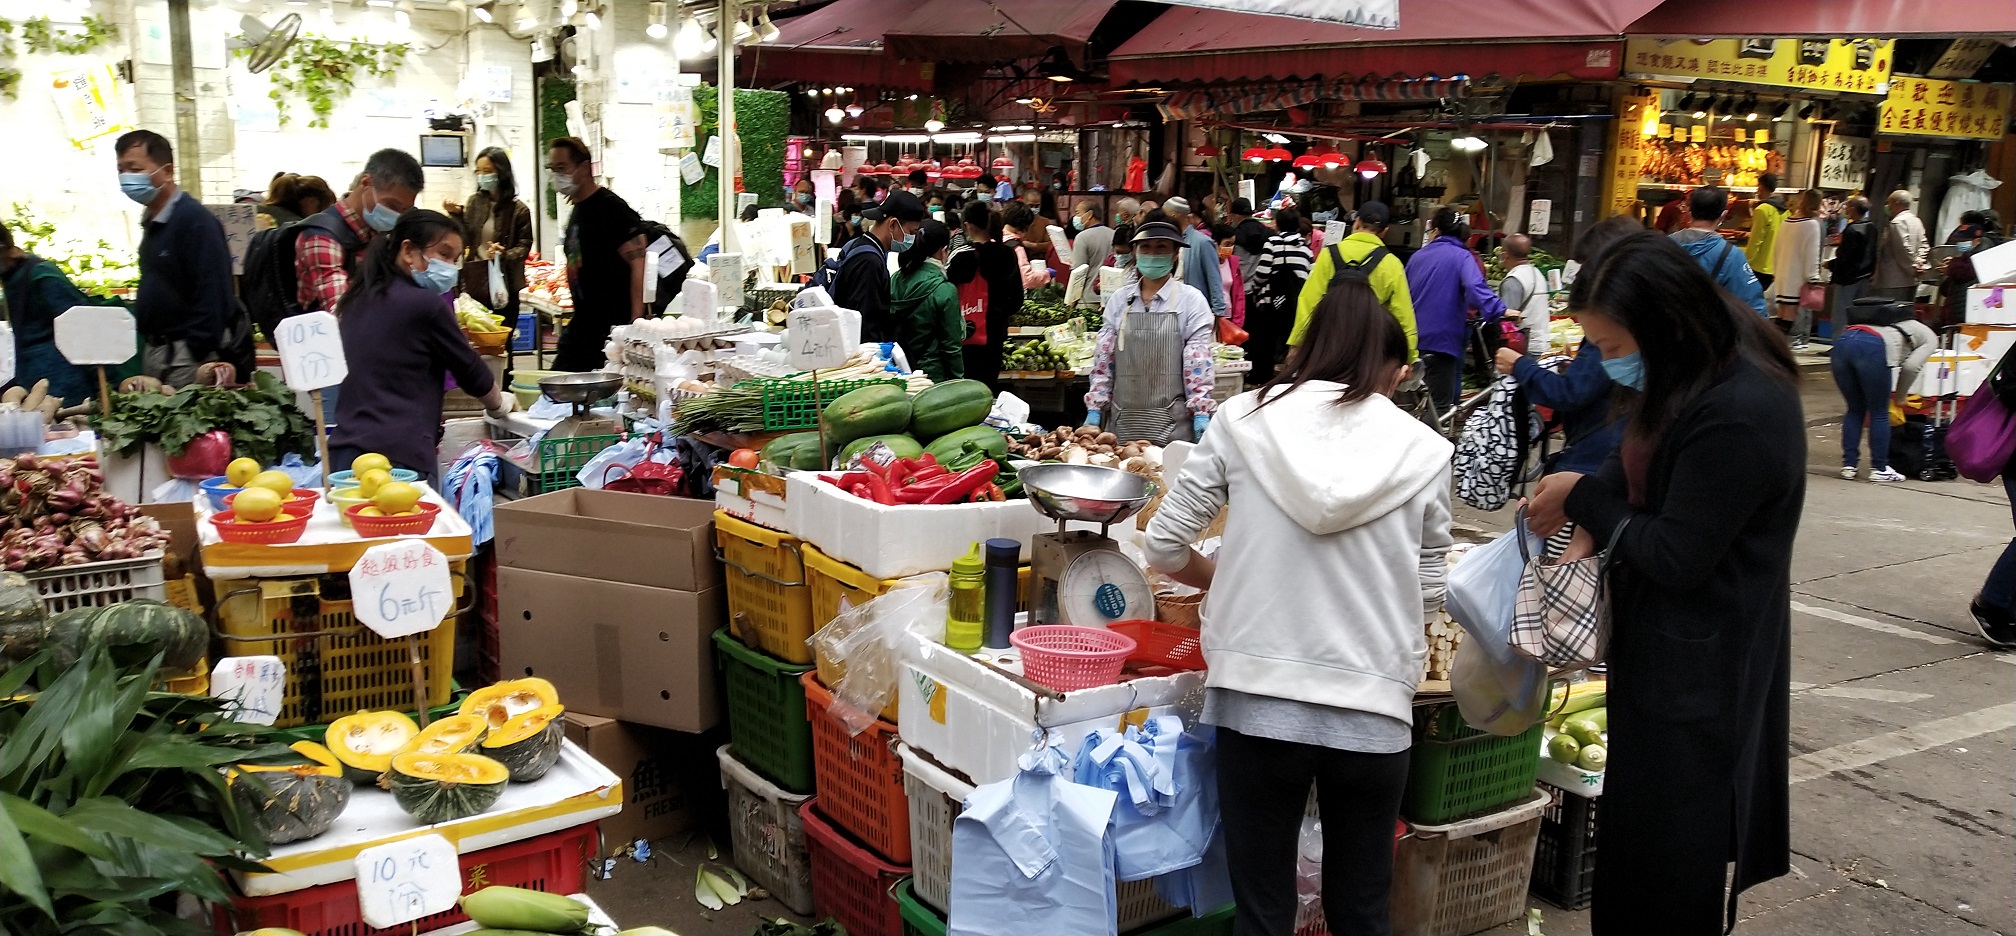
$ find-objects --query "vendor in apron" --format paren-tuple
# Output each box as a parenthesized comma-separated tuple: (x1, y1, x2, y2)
(1083, 221, 1219, 443)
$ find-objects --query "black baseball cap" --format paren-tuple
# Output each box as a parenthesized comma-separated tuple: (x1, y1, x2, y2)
(863, 190, 927, 223)
(1229, 197, 1254, 216)
(1355, 201, 1391, 227)
(1131, 221, 1185, 244)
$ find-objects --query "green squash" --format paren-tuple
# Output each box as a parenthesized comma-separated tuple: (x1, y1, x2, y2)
(480, 704, 565, 782)
(388, 751, 510, 824)
(837, 434, 922, 469)
(909, 379, 995, 440)
(923, 425, 1010, 469)
(0, 573, 45, 664)
(232, 741, 353, 845)
(42, 600, 206, 674)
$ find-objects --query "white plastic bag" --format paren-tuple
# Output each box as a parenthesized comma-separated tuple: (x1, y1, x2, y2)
(487, 259, 507, 308)
(1451, 637, 1550, 737)
(808, 573, 946, 735)
(574, 436, 673, 490)
(1445, 518, 1540, 665)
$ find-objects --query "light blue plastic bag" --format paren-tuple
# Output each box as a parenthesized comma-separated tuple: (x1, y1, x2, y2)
(1445, 514, 1541, 666)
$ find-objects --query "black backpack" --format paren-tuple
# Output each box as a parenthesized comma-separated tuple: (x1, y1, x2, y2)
(241, 211, 365, 339)
(806, 234, 885, 299)
(633, 219, 695, 317)
(1327, 243, 1391, 294)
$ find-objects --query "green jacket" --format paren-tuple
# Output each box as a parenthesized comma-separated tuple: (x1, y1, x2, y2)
(1289, 230, 1418, 361)
(890, 260, 965, 383)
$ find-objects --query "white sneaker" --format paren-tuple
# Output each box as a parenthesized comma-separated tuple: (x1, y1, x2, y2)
(1791, 339, 1810, 352)
(1839, 466, 1858, 480)
(1870, 467, 1907, 483)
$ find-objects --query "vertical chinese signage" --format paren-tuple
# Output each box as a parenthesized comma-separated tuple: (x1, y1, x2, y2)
(1623, 38, 1893, 95)
(49, 65, 132, 149)
(1879, 77, 2012, 141)
(1817, 136, 1870, 191)
(1601, 89, 1659, 220)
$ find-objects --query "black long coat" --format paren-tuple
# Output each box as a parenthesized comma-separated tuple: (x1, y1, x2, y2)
(1564, 354, 1803, 935)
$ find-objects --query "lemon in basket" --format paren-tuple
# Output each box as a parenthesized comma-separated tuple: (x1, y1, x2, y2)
(353, 452, 393, 476)
(233, 487, 284, 523)
(356, 469, 393, 498)
(373, 481, 423, 516)
(226, 457, 262, 487)
(249, 470, 296, 497)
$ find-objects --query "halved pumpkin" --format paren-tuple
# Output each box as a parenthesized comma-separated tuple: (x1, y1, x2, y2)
(387, 751, 511, 824)
(402, 714, 489, 757)
(459, 677, 560, 728)
(232, 741, 353, 845)
(325, 710, 420, 783)
(481, 703, 566, 782)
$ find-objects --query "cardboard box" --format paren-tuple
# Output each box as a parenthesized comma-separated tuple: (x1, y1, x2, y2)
(498, 567, 723, 732)
(1966, 285, 2016, 325)
(563, 712, 692, 845)
(494, 490, 720, 591)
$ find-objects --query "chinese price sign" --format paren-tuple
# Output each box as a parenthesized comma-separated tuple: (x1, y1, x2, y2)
(54, 305, 137, 365)
(355, 834, 460, 928)
(1625, 37, 1893, 94)
(787, 305, 851, 371)
(350, 539, 454, 639)
(1818, 136, 1871, 191)
(1880, 77, 2012, 141)
(274, 310, 349, 392)
(210, 655, 287, 725)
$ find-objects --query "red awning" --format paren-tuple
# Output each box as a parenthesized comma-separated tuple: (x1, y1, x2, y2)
(1107, 0, 1664, 85)
(883, 0, 1120, 65)
(1627, 0, 2016, 38)
(740, 0, 935, 92)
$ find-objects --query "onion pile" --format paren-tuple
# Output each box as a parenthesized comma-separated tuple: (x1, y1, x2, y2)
(0, 454, 169, 571)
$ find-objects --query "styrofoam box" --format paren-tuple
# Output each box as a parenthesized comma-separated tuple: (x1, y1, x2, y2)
(1909, 350, 1991, 397)
(1970, 237, 2016, 287)
(1966, 285, 2016, 325)
(715, 477, 791, 533)
(785, 470, 1099, 579)
(897, 634, 1205, 786)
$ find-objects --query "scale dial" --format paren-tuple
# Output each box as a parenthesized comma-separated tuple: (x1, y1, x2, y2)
(1056, 548, 1153, 626)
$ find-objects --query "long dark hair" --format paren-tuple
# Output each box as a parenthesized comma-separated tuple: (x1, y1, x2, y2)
(1250, 278, 1408, 412)
(477, 146, 518, 207)
(962, 201, 1001, 241)
(899, 220, 951, 276)
(1571, 230, 1797, 444)
(347, 209, 461, 304)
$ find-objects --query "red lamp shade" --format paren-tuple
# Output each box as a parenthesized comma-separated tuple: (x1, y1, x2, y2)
(1241, 147, 1267, 163)
(874, 162, 896, 175)
(1263, 147, 1293, 162)
(1292, 154, 1321, 169)
(1195, 143, 1222, 157)
(1355, 158, 1388, 177)
(991, 155, 1016, 170)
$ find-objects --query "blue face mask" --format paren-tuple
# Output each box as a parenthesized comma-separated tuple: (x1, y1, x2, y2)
(412, 257, 460, 294)
(475, 173, 498, 192)
(796, 192, 814, 205)
(892, 234, 916, 253)
(119, 172, 159, 205)
(976, 192, 993, 203)
(1600, 351, 1645, 390)
(1134, 253, 1175, 280)
(363, 189, 400, 232)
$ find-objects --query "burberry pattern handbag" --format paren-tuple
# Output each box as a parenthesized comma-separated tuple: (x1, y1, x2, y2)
(1511, 510, 1631, 669)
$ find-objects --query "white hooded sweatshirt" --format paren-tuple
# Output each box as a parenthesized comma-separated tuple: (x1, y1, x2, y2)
(1143, 381, 1453, 725)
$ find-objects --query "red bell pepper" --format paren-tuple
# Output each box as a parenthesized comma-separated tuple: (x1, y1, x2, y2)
(921, 460, 1000, 505)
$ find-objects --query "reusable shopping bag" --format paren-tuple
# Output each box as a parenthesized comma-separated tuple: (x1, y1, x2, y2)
(1454, 374, 1529, 511)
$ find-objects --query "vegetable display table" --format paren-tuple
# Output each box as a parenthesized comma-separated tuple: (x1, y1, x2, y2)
(195, 481, 473, 578)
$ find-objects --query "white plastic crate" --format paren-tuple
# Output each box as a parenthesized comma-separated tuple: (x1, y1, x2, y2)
(785, 471, 1098, 579)
(717, 744, 815, 916)
(22, 551, 168, 615)
(897, 635, 1206, 786)
(1389, 787, 1549, 936)
(895, 741, 1182, 930)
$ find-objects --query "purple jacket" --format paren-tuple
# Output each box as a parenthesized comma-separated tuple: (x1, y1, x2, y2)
(1405, 235, 1506, 357)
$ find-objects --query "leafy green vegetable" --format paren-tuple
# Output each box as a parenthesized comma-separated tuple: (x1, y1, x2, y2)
(90, 371, 319, 466)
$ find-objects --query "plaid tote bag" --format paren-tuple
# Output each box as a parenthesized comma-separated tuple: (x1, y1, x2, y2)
(1510, 511, 1631, 669)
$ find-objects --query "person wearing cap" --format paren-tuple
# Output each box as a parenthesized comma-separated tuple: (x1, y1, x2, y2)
(1292, 201, 1416, 360)
(1406, 206, 1507, 410)
(1163, 197, 1227, 319)
(834, 189, 927, 343)
(1228, 197, 1268, 265)
(1083, 221, 1218, 443)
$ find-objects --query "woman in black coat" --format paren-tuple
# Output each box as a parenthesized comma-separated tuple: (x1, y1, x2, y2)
(1529, 230, 1803, 935)
(947, 201, 1024, 391)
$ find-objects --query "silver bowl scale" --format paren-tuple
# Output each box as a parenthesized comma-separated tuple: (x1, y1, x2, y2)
(537, 372, 623, 440)
(1017, 464, 1158, 626)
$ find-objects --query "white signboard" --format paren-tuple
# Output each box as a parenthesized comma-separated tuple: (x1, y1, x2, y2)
(349, 539, 455, 639)
(206, 203, 257, 276)
(0, 322, 15, 386)
(272, 310, 349, 392)
(210, 655, 286, 725)
(787, 305, 852, 371)
(702, 135, 723, 168)
(679, 152, 705, 185)
(1819, 135, 1871, 191)
(813, 170, 838, 246)
(679, 279, 718, 319)
(54, 305, 136, 365)
(354, 834, 460, 928)
(710, 253, 745, 310)
(1528, 199, 1552, 237)
(1324, 220, 1346, 246)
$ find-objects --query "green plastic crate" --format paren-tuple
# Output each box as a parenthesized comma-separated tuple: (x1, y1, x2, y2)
(1402, 701, 1544, 825)
(713, 628, 816, 794)
(534, 433, 622, 494)
(894, 877, 1234, 936)
(757, 376, 903, 431)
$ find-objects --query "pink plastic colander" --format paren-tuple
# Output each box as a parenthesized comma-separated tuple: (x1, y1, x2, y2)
(1010, 625, 1139, 691)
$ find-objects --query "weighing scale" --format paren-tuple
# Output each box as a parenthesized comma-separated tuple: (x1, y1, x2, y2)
(1020, 464, 1157, 626)
(537, 373, 623, 439)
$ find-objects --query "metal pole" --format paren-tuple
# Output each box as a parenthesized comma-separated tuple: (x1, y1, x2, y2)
(716, 0, 740, 256)
(166, 0, 202, 195)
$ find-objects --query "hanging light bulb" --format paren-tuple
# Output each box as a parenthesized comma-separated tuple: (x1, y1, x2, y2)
(732, 16, 755, 45)
(1451, 135, 1487, 153)
(644, 0, 665, 38)
(925, 118, 945, 133)
(513, 0, 538, 31)
(845, 103, 864, 118)
(393, 1, 412, 27)
(825, 106, 846, 123)
(1355, 158, 1387, 179)
(674, 16, 706, 58)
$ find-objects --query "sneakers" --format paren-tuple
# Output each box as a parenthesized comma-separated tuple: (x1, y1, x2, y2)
(1791, 339, 1811, 353)
(1870, 467, 1907, 483)
(1840, 466, 1858, 480)
(1972, 594, 2016, 649)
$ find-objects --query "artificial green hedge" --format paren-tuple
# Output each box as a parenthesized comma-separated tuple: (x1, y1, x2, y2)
(685, 84, 789, 221)
(536, 76, 577, 219)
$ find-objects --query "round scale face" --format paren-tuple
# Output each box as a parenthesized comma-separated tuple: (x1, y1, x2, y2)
(1057, 547, 1152, 625)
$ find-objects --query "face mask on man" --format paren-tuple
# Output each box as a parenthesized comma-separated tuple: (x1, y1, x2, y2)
(119, 170, 160, 206)
(363, 187, 400, 232)
(549, 173, 579, 197)
(411, 256, 461, 294)
(1134, 253, 1175, 279)
(796, 192, 814, 205)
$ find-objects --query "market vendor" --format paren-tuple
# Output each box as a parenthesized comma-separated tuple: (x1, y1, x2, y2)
(0, 221, 95, 405)
(332, 210, 512, 487)
(1083, 221, 1216, 444)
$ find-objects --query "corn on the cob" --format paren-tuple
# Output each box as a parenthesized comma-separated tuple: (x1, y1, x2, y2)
(458, 886, 592, 933)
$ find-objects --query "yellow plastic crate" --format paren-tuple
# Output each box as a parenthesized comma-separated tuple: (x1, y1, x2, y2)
(212, 565, 466, 728)
(715, 510, 815, 665)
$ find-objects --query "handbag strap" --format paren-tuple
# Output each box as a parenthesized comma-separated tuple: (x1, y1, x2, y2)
(1512, 504, 1630, 570)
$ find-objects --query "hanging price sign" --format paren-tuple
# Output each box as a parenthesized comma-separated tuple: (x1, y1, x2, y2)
(54, 305, 136, 365)
(786, 305, 851, 371)
(349, 539, 454, 638)
(273, 310, 348, 392)
(354, 834, 460, 927)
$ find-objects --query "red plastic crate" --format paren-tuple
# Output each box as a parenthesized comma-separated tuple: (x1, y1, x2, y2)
(800, 670, 910, 863)
(801, 799, 907, 936)
(213, 822, 598, 936)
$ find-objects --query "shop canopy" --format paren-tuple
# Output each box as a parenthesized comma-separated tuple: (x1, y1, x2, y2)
(882, 0, 1121, 66)
(741, 0, 934, 92)
(1625, 0, 2016, 38)
(1105, 0, 1665, 86)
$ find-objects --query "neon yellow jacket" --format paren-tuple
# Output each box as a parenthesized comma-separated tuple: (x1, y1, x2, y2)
(1746, 199, 1784, 275)
(1289, 230, 1418, 361)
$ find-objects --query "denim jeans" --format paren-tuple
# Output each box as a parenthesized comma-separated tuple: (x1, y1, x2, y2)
(1831, 329, 1891, 471)
(1984, 473, 2016, 613)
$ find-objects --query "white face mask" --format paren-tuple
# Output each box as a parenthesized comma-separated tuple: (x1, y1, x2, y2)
(549, 173, 578, 196)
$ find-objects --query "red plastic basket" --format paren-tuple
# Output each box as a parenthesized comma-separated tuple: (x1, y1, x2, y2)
(223, 488, 323, 514)
(1010, 624, 1137, 691)
(347, 501, 443, 537)
(1111, 620, 1205, 672)
(209, 510, 311, 544)
(214, 822, 598, 936)
(800, 670, 909, 863)
(801, 799, 907, 936)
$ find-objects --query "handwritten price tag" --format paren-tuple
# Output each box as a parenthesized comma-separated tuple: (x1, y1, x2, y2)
(787, 305, 851, 371)
(54, 305, 137, 366)
(349, 539, 454, 639)
(355, 834, 459, 928)
(274, 310, 349, 392)
(210, 655, 286, 725)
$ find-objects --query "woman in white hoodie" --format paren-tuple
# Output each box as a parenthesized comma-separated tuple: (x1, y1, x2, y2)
(1144, 279, 1453, 936)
